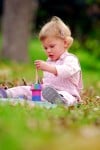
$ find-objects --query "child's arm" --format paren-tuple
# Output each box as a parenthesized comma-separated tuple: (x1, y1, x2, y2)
(34, 60, 57, 75)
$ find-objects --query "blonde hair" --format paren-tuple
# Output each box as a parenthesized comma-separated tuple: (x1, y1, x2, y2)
(39, 16, 73, 49)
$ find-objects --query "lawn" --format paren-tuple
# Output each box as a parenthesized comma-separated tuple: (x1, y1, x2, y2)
(0, 95, 99, 150)
(0, 38, 100, 150)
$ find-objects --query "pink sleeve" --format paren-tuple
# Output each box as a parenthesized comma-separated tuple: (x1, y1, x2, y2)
(56, 56, 81, 78)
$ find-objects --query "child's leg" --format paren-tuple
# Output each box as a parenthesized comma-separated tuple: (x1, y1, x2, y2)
(0, 88, 7, 98)
(42, 86, 77, 106)
(42, 86, 66, 105)
(6, 86, 32, 100)
(58, 91, 77, 106)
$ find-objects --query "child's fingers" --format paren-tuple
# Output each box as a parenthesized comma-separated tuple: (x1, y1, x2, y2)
(34, 60, 40, 65)
(34, 62, 40, 69)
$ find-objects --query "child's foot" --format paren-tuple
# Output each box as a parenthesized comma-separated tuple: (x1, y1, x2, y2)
(42, 86, 65, 105)
(0, 88, 7, 98)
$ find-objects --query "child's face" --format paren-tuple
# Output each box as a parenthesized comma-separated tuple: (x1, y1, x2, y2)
(41, 37, 67, 61)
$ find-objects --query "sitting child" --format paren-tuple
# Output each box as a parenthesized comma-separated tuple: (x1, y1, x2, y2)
(0, 16, 83, 106)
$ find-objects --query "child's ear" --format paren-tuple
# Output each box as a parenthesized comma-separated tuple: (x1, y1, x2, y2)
(64, 39, 70, 49)
(65, 37, 73, 49)
(64, 39, 68, 48)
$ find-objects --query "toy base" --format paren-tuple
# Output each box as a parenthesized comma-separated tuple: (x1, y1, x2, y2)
(32, 95, 41, 101)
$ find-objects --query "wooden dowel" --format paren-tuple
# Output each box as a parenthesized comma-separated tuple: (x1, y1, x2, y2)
(35, 68, 38, 84)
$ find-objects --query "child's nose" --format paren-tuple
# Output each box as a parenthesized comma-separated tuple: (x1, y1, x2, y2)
(47, 48, 51, 52)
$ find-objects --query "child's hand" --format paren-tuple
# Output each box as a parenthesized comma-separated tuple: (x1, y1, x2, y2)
(34, 60, 57, 75)
(34, 60, 49, 71)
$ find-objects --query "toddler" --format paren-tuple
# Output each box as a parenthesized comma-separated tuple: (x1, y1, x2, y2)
(0, 16, 83, 106)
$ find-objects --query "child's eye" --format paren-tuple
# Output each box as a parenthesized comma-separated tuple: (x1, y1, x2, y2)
(44, 47, 47, 50)
(43, 44, 55, 51)
(50, 45, 55, 48)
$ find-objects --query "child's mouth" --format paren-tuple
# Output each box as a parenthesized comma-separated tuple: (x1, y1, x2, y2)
(49, 55, 53, 58)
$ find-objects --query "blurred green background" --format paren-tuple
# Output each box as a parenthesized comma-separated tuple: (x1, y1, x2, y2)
(0, 1, 100, 150)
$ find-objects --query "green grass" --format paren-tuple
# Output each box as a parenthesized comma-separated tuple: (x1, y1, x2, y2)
(0, 100, 99, 150)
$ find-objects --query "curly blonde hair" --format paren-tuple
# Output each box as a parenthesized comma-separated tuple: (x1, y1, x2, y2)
(39, 16, 73, 49)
